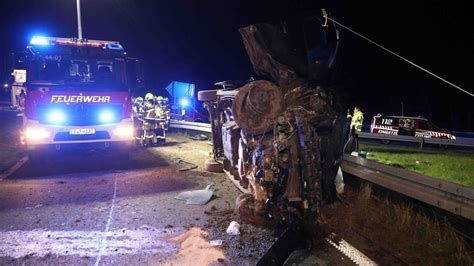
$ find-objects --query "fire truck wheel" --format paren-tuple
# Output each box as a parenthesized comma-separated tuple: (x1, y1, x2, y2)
(197, 90, 218, 101)
(204, 159, 223, 173)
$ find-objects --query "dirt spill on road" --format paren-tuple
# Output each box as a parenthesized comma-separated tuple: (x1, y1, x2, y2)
(164, 227, 226, 265)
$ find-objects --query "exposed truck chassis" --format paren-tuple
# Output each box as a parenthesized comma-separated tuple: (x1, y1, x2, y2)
(199, 10, 343, 227)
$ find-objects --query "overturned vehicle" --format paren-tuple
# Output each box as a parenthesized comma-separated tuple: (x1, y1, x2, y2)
(199, 11, 344, 226)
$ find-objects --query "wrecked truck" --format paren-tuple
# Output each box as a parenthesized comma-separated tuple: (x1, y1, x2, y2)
(198, 10, 343, 227)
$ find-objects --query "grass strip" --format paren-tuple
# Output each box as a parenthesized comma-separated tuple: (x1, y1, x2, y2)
(359, 144, 474, 187)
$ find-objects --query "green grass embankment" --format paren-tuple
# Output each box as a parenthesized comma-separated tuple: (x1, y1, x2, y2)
(359, 144, 474, 187)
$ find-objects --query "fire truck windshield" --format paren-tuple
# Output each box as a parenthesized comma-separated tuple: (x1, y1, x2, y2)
(28, 58, 128, 91)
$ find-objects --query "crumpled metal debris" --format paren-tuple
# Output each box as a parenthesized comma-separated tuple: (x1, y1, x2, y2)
(174, 184, 214, 205)
(177, 159, 198, 171)
(226, 221, 240, 235)
(335, 166, 345, 194)
(209, 240, 223, 246)
(189, 134, 209, 141)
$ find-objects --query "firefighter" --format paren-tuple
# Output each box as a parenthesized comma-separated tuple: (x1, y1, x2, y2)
(156, 96, 164, 108)
(132, 96, 144, 114)
(344, 106, 364, 154)
(162, 97, 171, 126)
(155, 96, 165, 118)
(143, 93, 157, 119)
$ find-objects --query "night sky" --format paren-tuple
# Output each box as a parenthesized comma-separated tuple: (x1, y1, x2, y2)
(0, 0, 472, 131)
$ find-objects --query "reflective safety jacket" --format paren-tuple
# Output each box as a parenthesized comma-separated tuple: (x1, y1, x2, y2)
(350, 110, 364, 134)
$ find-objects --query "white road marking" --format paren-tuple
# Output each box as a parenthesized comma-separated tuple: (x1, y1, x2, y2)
(95, 175, 118, 266)
(0, 156, 28, 180)
(0, 228, 180, 259)
(326, 233, 377, 266)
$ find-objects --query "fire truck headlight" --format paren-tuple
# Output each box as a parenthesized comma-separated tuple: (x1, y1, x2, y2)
(46, 111, 66, 124)
(25, 127, 50, 140)
(113, 126, 134, 138)
(99, 111, 115, 123)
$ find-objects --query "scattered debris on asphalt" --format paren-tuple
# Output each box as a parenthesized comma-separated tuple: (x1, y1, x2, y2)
(189, 134, 209, 141)
(177, 159, 198, 171)
(175, 184, 215, 205)
(210, 239, 223, 246)
(226, 221, 240, 235)
(335, 166, 345, 194)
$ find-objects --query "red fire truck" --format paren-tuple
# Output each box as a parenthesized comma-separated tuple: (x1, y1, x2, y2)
(14, 36, 143, 162)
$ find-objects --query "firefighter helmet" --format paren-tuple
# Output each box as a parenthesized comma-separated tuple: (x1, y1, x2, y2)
(134, 97, 144, 105)
(145, 93, 154, 101)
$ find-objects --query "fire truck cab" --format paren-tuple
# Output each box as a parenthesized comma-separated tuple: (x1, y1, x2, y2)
(15, 36, 143, 161)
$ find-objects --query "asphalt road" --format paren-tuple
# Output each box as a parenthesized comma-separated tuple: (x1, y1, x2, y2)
(0, 126, 253, 265)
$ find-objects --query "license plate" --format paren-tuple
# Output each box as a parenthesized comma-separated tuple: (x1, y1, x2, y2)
(69, 128, 96, 135)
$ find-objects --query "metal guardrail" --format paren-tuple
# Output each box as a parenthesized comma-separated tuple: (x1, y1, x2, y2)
(341, 154, 474, 221)
(169, 120, 212, 133)
(169, 121, 474, 148)
(359, 132, 474, 148)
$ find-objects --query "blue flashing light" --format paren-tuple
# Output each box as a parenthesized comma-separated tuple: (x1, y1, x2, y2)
(180, 98, 189, 107)
(106, 43, 124, 50)
(30, 36, 50, 46)
(46, 111, 65, 124)
(99, 111, 115, 123)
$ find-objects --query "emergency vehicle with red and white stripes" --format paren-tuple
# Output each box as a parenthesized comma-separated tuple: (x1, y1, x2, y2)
(370, 115, 455, 140)
(14, 36, 143, 162)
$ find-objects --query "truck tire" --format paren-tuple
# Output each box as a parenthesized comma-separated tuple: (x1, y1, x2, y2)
(197, 90, 218, 101)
